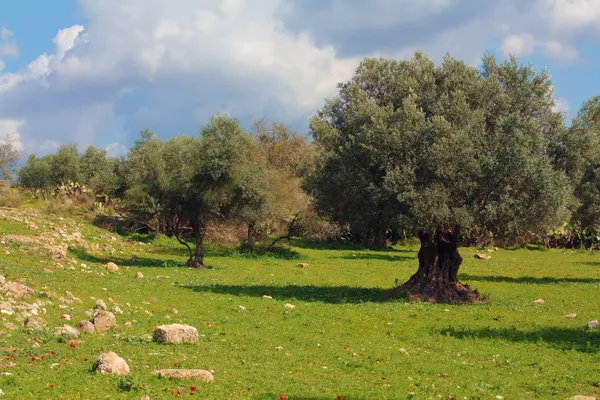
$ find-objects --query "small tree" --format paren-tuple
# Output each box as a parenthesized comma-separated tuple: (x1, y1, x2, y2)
(0, 133, 22, 184)
(124, 115, 270, 268)
(307, 52, 571, 303)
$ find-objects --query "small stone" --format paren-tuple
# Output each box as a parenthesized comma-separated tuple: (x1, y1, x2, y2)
(135, 271, 143, 279)
(154, 369, 213, 382)
(77, 320, 95, 334)
(262, 295, 273, 299)
(112, 305, 123, 314)
(238, 305, 246, 311)
(32, 342, 40, 348)
(564, 313, 577, 319)
(284, 303, 295, 310)
(570, 396, 596, 400)
(95, 300, 107, 310)
(106, 262, 119, 272)
(54, 325, 80, 338)
(587, 320, 598, 329)
(24, 317, 46, 329)
(124, 321, 133, 328)
(62, 314, 71, 321)
(93, 352, 130, 375)
(275, 346, 284, 351)
(0, 302, 13, 313)
(153, 324, 198, 344)
(43, 268, 53, 274)
(1, 281, 35, 299)
(92, 310, 117, 332)
(398, 348, 409, 355)
(474, 253, 491, 260)
(533, 299, 545, 305)
(298, 263, 309, 268)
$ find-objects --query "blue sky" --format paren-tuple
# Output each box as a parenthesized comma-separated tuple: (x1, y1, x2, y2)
(1, 0, 599, 156)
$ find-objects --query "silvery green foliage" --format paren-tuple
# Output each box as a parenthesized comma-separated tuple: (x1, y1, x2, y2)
(306, 52, 571, 245)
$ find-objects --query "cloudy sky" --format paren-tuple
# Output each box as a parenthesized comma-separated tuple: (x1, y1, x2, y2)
(1, 0, 599, 156)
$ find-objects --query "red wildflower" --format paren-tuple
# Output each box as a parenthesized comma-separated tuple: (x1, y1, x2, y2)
(206, 322, 211, 326)
(70, 341, 76, 348)
(51, 351, 56, 355)
(190, 386, 197, 391)
(41, 355, 45, 360)
(33, 337, 37, 341)
(151, 310, 155, 313)
(84, 358, 88, 361)
(280, 396, 287, 400)
(49, 384, 54, 388)
(173, 363, 178, 367)
(31, 356, 37, 361)
(337, 396, 342, 400)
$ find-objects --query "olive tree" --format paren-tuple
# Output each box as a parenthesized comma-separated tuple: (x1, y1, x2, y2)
(306, 52, 571, 303)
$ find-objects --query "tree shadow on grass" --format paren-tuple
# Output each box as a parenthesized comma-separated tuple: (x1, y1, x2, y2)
(459, 274, 600, 285)
(440, 326, 600, 353)
(68, 247, 186, 268)
(183, 284, 395, 304)
(333, 253, 415, 262)
(290, 238, 414, 253)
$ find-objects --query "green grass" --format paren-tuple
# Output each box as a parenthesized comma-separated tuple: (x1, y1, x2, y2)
(0, 208, 600, 399)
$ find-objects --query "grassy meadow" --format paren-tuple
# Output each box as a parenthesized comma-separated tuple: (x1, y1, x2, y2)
(0, 206, 599, 399)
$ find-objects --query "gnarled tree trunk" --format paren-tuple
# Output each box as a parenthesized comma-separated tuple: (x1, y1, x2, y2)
(188, 219, 208, 269)
(401, 228, 482, 304)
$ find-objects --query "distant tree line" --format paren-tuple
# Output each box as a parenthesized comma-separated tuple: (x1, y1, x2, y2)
(8, 51, 600, 302)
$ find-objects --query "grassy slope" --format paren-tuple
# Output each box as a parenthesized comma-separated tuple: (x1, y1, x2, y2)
(0, 207, 599, 399)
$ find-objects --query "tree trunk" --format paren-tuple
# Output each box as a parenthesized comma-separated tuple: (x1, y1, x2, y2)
(188, 219, 209, 269)
(400, 228, 483, 304)
(247, 222, 256, 249)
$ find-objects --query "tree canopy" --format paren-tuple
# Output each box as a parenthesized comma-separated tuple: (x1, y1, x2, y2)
(305, 52, 571, 302)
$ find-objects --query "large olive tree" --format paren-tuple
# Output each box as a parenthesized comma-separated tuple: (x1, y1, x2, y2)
(305, 52, 571, 303)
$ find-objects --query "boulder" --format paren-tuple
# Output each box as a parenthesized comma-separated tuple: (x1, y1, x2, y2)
(474, 253, 491, 260)
(54, 325, 80, 338)
(153, 324, 198, 344)
(135, 271, 143, 279)
(587, 320, 598, 329)
(154, 369, 214, 382)
(24, 317, 46, 329)
(106, 262, 119, 272)
(1, 281, 35, 298)
(298, 263, 309, 268)
(92, 310, 117, 332)
(92, 352, 130, 375)
(77, 320, 95, 334)
(284, 303, 295, 310)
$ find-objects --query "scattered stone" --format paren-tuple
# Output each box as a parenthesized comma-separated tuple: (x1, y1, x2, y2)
(262, 295, 273, 299)
(56, 264, 64, 270)
(77, 320, 95, 334)
(275, 346, 284, 351)
(153, 324, 198, 344)
(106, 262, 119, 272)
(62, 314, 71, 321)
(587, 320, 598, 329)
(92, 310, 117, 332)
(1, 281, 35, 299)
(54, 325, 80, 338)
(135, 271, 143, 279)
(0, 302, 12, 313)
(92, 352, 130, 375)
(0, 275, 4, 285)
(154, 369, 214, 382)
(298, 263, 309, 268)
(474, 253, 491, 260)
(43, 268, 53, 274)
(3, 322, 17, 331)
(570, 396, 596, 400)
(564, 313, 577, 319)
(398, 348, 409, 355)
(533, 299, 545, 305)
(112, 305, 123, 314)
(238, 305, 246, 311)
(124, 321, 133, 328)
(32, 342, 40, 348)
(284, 303, 295, 310)
(95, 300, 107, 310)
(24, 317, 46, 329)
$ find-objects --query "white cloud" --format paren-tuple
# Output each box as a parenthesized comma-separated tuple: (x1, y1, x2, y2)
(500, 33, 536, 58)
(0, 120, 24, 152)
(0, 0, 598, 156)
